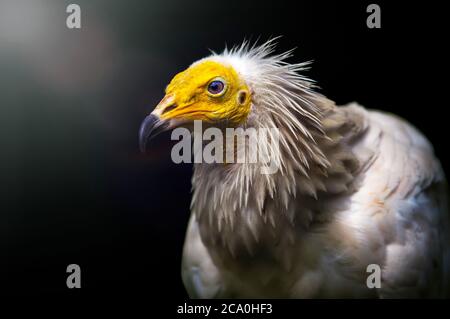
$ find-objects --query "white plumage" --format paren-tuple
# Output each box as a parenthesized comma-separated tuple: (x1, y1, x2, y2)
(178, 40, 450, 298)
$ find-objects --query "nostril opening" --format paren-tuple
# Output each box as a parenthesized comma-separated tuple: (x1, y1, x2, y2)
(162, 103, 177, 115)
(238, 91, 247, 105)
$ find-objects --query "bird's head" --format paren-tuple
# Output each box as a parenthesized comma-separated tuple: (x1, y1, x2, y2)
(160, 60, 252, 123)
(139, 58, 252, 151)
(139, 39, 325, 159)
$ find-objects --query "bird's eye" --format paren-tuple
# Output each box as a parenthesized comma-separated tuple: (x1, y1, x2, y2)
(207, 78, 226, 96)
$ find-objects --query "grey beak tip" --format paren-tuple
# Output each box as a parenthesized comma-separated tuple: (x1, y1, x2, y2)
(139, 114, 160, 153)
(139, 140, 147, 153)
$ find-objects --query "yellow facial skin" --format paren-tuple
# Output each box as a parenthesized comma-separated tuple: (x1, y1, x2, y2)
(154, 60, 252, 125)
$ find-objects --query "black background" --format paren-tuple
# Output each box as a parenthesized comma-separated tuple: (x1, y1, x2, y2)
(0, 0, 448, 304)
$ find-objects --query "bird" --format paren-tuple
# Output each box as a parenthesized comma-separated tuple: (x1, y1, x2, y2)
(139, 39, 449, 298)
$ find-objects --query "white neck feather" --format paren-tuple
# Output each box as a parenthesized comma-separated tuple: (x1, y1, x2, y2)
(191, 40, 362, 260)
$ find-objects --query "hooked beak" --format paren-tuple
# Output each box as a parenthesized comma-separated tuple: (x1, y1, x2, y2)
(139, 94, 176, 153)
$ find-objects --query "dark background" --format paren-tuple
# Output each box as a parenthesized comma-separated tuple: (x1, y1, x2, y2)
(0, 0, 447, 301)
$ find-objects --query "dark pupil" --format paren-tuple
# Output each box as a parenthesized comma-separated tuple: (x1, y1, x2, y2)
(208, 81, 224, 94)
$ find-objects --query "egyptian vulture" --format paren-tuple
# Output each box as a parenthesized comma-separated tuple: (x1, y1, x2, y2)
(139, 40, 449, 298)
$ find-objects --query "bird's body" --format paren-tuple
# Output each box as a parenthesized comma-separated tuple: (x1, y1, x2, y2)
(139, 40, 449, 298)
(183, 103, 449, 298)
